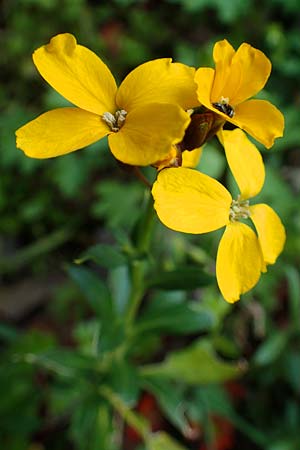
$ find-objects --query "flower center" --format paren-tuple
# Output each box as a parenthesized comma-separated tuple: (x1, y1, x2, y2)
(102, 109, 127, 132)
(212, 96, 235, 118)
(229, 196, 250, 222)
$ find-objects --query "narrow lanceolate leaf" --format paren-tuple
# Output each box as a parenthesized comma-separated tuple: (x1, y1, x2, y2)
(140, 339, 244, 384)
(67, 265, 113, 319)
(75, 243, 126, 268)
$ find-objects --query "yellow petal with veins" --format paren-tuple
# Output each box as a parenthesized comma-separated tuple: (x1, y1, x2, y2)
(117, 59, 199, 112)
(152, 167, 232, 234)
(216, 222, 264, 303)
(211, 39, 235, 103)
(213, 42, 271, 105)
(33, 33, 118, 115)
(16, 108, 109, 158)
(250, 203, 286, 265)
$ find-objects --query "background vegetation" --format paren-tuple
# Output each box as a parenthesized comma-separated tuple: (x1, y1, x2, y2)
(1, 0, 300, 449)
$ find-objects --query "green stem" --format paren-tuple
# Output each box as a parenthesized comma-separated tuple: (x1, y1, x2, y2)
(125, 260, 147, 327)
(99, 385, 150, 441)
(125, 193, 156, 327)
(135, 191, 156, 253)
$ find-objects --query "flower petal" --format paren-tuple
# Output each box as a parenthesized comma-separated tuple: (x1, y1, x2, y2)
(182, 147, 202, 168)
(219, 128, 265, 199)
(195, 67, 215, 110)
(152, 167, 232, 234)
(117, 59, 199, 111)
(108, 103, 190, 166)
(232, 99, 284, 148)
(216, 222, 264, 303)
(211, 39, 235, 103)
(153, 147, 180, 171)
(250, 203, 286, 265)
(16, 108, 108, 158)
(213, 42, 271, 105)
(33, 33, 117, 115)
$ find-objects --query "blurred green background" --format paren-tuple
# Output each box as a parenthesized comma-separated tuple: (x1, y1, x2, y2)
(1, 1, 300, 449)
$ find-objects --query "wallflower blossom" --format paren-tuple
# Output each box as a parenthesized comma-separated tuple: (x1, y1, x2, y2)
(152, 129, 285, 302)
(194, 39, 284, 148)
(16, 33, 198, 166)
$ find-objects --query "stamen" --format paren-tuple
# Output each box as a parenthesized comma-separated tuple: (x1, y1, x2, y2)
(220, 96, 229, 105)
(102, 109, 127, 132)
(229, 196, 250, 222)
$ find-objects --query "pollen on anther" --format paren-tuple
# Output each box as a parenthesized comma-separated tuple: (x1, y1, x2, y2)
(102, 109, 127, 132)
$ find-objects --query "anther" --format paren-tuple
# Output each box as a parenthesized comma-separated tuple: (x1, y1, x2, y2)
(229, 197, 250, 222)
(102, 109, 127, 132)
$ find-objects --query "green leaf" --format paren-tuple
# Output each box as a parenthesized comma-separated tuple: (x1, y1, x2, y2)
(27, 349, 99, 378)
(253, 331, 289, 366)
(147, 266, 213, 290)
(49, 379, 87, 416)
(141, 339, 243, 384)
(0, 331, 55, 447)
(9, 329, 56, 355)
(142, 376, 189, 433)
(108, 265, 131, 315)
(73, 319, 101, 356)
(284, 350, 300, 393)
(136, 294, 214, 335)
(75, 243, 127, 268)
(70, 396, 115, 450)
(108, 359, 140, 406)
(68, 266, 128, 353)
(147, 431, 187, 450)
(67, 265, 114, 320)
(191, 385, 234, 419)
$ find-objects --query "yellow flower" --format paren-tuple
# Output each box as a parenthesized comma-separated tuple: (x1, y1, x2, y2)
(16, 33, 199, 166)
(152, 129, 286, 302)
(194, 39, 284, 148)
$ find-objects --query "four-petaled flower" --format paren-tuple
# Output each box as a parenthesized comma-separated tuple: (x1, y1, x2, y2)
(152, 129, 286, 302)
(16, 33, 198, 166)
(195, 39, 284, 148)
